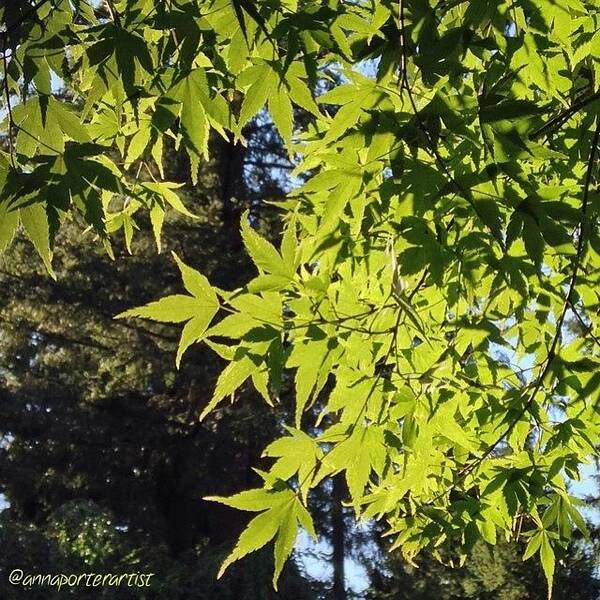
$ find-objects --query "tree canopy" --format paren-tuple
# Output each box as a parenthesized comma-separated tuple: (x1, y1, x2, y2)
(2, 0, 600, 597)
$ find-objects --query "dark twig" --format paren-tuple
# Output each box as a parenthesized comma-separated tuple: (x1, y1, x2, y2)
(567, 300, 600, 350)
(529, 91, 600, 141)
(1, 36, 15, 165)
(398, 0, 406, 92)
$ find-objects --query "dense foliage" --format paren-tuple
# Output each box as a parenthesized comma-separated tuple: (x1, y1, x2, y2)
(3, 0, 600, 597)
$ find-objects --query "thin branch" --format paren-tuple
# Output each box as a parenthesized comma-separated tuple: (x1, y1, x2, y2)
(529, 91, 600, 141)
(397, 0, 406, 92)
(567, 300, 600, 350)
(1, 38, 15, 165)
(0, 315, 112, 351)
(244, 160, 294, 170)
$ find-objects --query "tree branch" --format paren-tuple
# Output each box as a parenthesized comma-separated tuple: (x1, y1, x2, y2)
(1, 36, 15, 165)
(529, 91, 600, 141)
(422, 117, 600, 509)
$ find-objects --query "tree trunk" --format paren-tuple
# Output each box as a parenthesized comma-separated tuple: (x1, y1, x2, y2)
(332, 474, 346, 600)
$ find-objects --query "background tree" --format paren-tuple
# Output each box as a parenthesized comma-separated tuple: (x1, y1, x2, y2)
(0, 111, 325, 598)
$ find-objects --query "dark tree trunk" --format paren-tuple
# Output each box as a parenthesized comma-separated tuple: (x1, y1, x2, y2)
(155, 439, 192, 557)
(332, 474, 346, 600)
(216, 130, 245, 227)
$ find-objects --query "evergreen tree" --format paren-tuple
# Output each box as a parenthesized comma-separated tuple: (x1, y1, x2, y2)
(0, 123, 323, 598)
